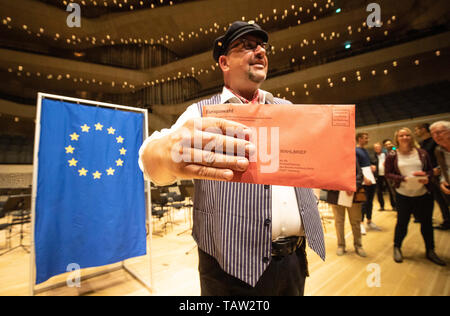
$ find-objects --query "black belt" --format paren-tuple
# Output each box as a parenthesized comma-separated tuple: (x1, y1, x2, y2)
(271, 236, 304, 258)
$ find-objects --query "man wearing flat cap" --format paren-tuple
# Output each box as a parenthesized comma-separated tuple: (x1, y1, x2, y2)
(139, 21, 325, 296)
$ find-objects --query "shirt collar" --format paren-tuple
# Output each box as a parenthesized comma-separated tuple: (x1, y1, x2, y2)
(220, 86, 267, 104)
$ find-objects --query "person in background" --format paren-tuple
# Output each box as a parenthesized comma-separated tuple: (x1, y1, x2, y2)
(356, 132, 381, 235)
(385, 127, 446, 266)
(373, 142, 395, 211)
(383, 139, 395, 153)
(382, 138, 397, 209)
(415, 123, 449, 230)
(330, 159, 367, 257)
(430, 121, 450, 230)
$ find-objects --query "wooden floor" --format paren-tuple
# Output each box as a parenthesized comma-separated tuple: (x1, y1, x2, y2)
(0, 194, 449, 296)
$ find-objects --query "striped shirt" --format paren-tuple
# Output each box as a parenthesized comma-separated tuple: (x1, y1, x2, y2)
(192, 93, 326, 286)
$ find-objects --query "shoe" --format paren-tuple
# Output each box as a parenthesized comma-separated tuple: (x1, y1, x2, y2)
(426, 250, 446, 266)
(367, 222, 381, 231)
(394, 247, 403, 263)
(355, 247, 367, 258)
(360, 223, 366, 235)
(336, 247, 345, 256)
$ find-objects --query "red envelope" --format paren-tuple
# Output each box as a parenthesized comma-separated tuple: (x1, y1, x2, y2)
(203, 104, 356, 191)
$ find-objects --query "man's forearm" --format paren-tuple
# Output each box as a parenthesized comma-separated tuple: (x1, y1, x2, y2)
(142, 137, 177, 186)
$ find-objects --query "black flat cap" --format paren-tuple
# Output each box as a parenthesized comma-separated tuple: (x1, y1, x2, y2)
(213, 21, 268, 62)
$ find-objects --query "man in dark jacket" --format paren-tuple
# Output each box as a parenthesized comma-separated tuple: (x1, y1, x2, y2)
(430, 121, 450, 230)
(416, 123, 449, 230)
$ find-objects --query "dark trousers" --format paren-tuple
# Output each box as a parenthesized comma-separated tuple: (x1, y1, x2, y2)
(362, 184, 376, 221)
(430, 179, 449, 225)
(198, 243, 308, 296)
(376, 176, 396, 210)
(394, 192, 435, 251)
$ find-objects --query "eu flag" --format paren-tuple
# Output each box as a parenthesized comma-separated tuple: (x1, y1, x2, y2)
(35, 98, 147, 284)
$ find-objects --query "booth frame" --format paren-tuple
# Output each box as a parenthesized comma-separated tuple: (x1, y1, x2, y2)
(30, 92, 153, 295)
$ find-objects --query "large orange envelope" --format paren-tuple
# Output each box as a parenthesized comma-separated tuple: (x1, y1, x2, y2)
(203, 104, 356, 191)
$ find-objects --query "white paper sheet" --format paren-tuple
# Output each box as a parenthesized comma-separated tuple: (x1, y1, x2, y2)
(361, 166, 376, 185)
(338, 191, 354, 208)
(404, 176, 427, 191)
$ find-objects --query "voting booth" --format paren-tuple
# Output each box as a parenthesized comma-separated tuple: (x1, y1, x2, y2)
(29, 93, 153, 295)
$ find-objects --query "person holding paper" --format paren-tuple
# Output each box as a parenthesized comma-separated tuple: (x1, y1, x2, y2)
(385, 127, 446, 266)
(430, 121, 450, 230)
(329, 160, 367, 257)
(356, 133, 381, 234)
(139, 21, 325, 295)
(415, 123, 449, 230)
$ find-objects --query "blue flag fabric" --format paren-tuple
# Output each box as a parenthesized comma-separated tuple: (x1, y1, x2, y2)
(35, 99, 147, 284)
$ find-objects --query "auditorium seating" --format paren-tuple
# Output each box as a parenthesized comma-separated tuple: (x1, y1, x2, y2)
(0, 135, 33, 164)
(356, 80, 450, 127)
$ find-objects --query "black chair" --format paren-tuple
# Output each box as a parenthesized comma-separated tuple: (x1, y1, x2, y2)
(150, 188, 173, 234)
(0, 194, 31, 255)
(179, 184, 194, 207)
(0, 200, 8, 250)
(151, 188, 169, 210)
(0, 201, 5, 219)
(151, 205, 168, 235)
(167, 188, 186, 210)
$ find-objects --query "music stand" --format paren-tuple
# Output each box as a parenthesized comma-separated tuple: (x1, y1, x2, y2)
(0, 194, 31, 255)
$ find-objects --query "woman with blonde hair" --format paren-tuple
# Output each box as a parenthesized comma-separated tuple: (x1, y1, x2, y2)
(385, 127, 446, 266)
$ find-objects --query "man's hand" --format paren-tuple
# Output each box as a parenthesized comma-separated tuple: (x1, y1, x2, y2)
(441, 181, 450, 195)
(142, 117, 255, 185)
(363, 176, 372, 186)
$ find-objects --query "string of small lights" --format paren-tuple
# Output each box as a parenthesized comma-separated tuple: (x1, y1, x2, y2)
(1, 0, 335, 47)
(0, 1, 445, 107)
(272, 50, 443, 100)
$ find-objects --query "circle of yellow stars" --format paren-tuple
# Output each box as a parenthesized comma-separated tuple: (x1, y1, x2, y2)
(65, 122, 127, 180)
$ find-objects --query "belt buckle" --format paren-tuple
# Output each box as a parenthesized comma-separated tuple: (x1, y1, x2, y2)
(272, 236, 302, 258)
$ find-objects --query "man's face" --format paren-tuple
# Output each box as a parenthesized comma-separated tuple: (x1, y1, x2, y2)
(222, 35, 269, 85)
(359, 134, 369, 146)
(431, 125, 450, 146)
(374, 144, 382, 154)
(414, 127, 424, 138)
(384, 140, 394, 151)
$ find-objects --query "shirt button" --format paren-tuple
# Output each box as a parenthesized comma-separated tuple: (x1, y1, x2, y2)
(264, 219, 271, 226)
(263, 257, 270, 264)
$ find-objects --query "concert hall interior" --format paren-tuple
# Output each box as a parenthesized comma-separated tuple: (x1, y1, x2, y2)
(0, 0, 449, 297)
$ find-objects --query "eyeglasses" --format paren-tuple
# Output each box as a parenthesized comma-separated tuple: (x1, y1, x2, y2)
(431, 129, 447, 136)
(227, 38, 272, 55)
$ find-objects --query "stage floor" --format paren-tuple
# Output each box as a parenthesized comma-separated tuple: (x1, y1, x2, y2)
(0, 194, 449, 296)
